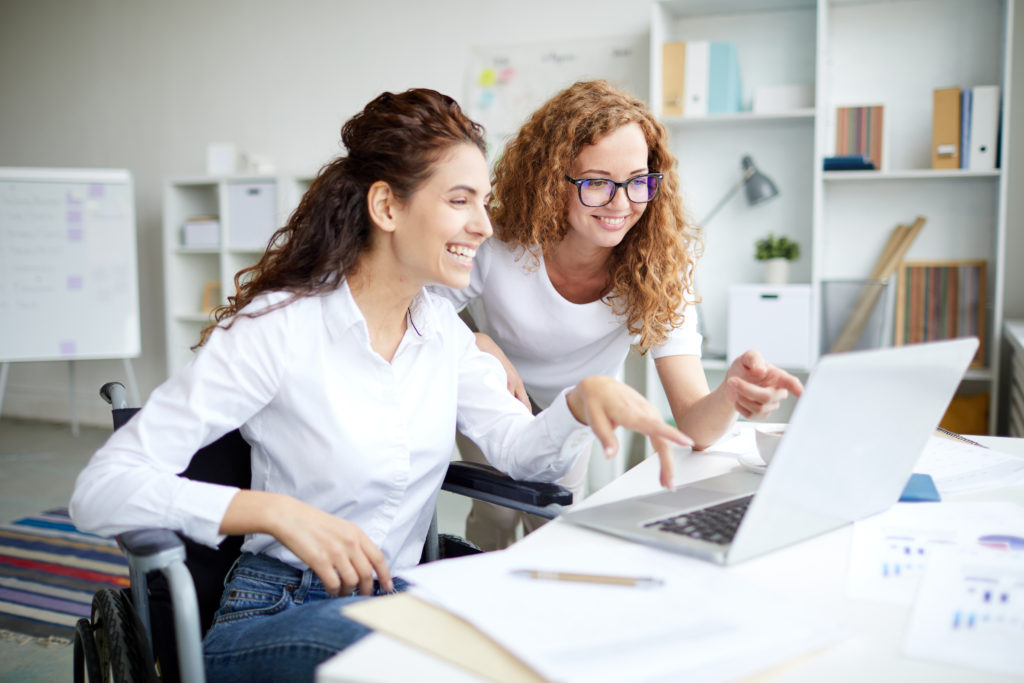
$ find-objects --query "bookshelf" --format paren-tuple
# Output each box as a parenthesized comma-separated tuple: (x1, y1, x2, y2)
(648, 0, 1013, 433)
(162, 174, 313, 376)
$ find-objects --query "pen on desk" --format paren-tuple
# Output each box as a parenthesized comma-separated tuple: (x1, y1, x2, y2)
(510, 569, 664, 588)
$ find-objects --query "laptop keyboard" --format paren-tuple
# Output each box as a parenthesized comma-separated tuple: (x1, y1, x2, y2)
(642, 495, 753, 545)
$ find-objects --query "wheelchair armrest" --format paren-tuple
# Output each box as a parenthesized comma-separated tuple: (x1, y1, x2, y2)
(115, 528, 206, 683)
(116, 528, 185, 561)
(442, 461, 573, 519)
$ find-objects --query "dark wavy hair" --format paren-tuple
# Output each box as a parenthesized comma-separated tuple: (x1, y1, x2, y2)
(197, 88, 486, 347)
(490, 80, 701, 351)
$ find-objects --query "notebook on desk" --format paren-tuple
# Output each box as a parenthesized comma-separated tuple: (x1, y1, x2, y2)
(562, 338, 979, 565)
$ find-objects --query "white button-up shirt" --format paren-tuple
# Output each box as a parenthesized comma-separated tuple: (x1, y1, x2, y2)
(70, 283, 590, 572)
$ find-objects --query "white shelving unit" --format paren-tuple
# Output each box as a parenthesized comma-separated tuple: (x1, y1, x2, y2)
(647, 0, 1013, 433)
(162, 174, 313, 376)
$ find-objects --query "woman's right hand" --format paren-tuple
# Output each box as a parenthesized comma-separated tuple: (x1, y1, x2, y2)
(566, 376, 694, 489)
(221, 490, 393, 596)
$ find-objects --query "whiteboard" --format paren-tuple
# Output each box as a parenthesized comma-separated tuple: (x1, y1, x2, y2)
(463, 34, 648, 164)
(0, 167, 140, 362)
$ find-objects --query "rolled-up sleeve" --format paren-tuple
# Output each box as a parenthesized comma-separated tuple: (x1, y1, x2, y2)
(650, 302, 703, 359)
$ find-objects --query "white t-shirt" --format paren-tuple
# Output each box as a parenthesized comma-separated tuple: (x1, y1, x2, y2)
(431, 239, 702, 409)
(70, 283, 591, 572)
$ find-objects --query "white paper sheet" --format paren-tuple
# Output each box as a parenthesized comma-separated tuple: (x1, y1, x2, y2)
(402, 539, 840, 683)
(848, 502, 1024, 604)
(904, 546, 1024, 675)
(915, 436, 1024, 494)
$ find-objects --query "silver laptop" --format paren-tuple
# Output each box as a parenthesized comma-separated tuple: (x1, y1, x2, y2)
(561, 338, 978, 564)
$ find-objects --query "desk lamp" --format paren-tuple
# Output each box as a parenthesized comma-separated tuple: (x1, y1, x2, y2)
(695, 155, 780, 358)
(699, 155, 779, 226)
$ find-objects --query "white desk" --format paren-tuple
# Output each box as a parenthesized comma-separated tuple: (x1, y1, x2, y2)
(318, 430, 1024, 683)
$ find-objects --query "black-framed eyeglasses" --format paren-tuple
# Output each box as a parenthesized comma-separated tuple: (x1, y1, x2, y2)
(564, 173, 664, 207)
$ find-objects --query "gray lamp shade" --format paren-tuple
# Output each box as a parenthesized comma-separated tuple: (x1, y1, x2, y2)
(741, 155, 780, 206)
(699, 155, 780, 226)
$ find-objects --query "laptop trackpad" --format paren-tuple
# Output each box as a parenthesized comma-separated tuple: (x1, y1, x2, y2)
(641, 470, 762, 510)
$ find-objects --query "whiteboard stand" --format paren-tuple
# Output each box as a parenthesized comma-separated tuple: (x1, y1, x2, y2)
(0, 358, 139, 436)
(67, 361, 76, 436)
(0, 363, 8, 422)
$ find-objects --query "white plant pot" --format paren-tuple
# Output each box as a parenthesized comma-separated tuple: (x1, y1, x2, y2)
(763, 258, 790, 285)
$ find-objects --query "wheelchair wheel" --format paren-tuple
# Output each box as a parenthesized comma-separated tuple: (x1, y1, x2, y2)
(88, 588, 157, 682)
(73, 618, 101, 683)
(438, 532, 482, 559)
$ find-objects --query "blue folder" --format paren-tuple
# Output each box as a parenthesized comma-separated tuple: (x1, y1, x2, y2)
(899, 473, 941, 502)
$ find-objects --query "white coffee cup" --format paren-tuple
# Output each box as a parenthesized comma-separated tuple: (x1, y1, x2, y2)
(754, 426, 786, 465)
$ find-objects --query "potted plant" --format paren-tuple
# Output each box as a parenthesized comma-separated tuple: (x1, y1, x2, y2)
(754, 233, 800, 284)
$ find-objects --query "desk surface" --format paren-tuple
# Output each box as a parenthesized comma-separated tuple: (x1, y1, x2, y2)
(318, 430, 1024, 683)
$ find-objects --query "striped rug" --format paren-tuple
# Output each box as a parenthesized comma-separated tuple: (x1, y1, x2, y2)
(0, 508, 128, 641)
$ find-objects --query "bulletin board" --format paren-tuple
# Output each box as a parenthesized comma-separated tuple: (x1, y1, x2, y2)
(0, 167, 141, 362)
(464, 34, 649, 162)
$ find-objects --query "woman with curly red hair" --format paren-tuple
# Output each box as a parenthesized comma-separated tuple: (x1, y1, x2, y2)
(434, 80, 802, 550)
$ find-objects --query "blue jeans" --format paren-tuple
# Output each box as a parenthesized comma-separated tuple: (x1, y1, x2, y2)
(202, 552, 409, 682)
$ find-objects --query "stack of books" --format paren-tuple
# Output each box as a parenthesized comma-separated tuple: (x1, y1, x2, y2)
(829, 105, 884, 171)
(823, 156, 876, 171)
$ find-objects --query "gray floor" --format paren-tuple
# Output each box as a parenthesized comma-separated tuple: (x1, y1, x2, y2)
(0, 417, 106, 682)
(0, 416, 471, 682)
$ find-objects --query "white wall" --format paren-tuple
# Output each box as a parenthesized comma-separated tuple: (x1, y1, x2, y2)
(2, 0, 1022, 427)
(0, 0, 654, 425)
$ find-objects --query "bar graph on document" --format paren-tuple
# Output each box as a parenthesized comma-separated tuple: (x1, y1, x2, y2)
(904, 547, 1024, 676)
(847, 502, 1023, 604)
(849, 524, 958, 603)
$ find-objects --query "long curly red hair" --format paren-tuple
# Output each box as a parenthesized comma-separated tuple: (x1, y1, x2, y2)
(490, 80, 701, 350)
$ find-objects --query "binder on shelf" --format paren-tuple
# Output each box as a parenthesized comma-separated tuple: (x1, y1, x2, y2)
(835, 105, 884, 170)
(931, 87, 961, 169)
(959, 88, 972, 169)
(661, 42, 687, 117)
(683, 40, 709, 117)
(968, 85, 1000, 171)
(707, 42, 742, 115)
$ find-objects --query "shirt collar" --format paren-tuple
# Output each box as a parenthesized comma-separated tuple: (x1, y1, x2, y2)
(322, 281, 442, 343)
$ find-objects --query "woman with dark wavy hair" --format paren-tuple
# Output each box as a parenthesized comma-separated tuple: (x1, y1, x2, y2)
(434, 80, 802, 550)
(70, 88, 689, 680)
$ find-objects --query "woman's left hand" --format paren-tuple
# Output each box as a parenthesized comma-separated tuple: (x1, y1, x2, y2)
(566, 376, 693, 489)
(724, 350, 804, 419)
(475, 332, 531, 409)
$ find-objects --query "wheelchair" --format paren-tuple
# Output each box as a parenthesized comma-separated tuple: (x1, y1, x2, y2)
(73, 381, 572, 683)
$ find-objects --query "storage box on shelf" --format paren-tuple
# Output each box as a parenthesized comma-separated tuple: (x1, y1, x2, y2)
(162, 175, 313, 376)
(728, 284, 814, 370)
(645, 0, 1011, 434)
